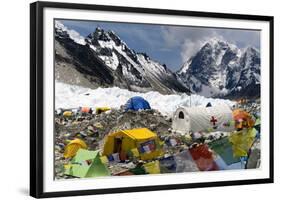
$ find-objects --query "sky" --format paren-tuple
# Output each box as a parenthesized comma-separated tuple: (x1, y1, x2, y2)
(60, 19, 260, 72)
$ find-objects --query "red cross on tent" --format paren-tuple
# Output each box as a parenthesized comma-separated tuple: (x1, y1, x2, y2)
(210, 116, 217, 126)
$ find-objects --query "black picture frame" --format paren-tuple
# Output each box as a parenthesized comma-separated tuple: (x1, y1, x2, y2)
(30, 1, 274, 198)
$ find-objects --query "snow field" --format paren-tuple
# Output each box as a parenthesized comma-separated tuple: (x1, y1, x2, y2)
(55, 82, 235, 117)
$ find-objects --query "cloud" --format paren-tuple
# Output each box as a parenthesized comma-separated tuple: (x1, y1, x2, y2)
(180, 39, 205, 61)
(160, 26, 260, 63)
(217, 29, 260, 49)
(61, 20, 166, 51)
(161, 26, 217, 61)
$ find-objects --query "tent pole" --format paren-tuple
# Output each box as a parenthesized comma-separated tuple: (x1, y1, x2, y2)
(188, 76, 191, 107)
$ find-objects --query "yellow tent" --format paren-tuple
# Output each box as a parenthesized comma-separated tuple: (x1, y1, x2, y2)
(96, 107, 111, 114)
(102, 128, 163, 161)
(64, 138, 88, 158)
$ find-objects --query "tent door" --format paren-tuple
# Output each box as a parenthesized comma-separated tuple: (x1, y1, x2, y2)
(174, 111, 190, 134)
(113, 137, 123, 154)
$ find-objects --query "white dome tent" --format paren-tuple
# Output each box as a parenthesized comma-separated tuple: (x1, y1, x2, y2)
(172, 104, 235, 135)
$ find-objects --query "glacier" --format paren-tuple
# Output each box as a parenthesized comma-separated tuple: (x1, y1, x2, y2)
(55, 82, 235, 117)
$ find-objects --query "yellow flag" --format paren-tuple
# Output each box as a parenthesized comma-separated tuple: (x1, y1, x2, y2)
(100, 156, 109, 164)
(229, 128, 256, 157)
(143, 160, 160, 174)
(130, 148, 140, 157)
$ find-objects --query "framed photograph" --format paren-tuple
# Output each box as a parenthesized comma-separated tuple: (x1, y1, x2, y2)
(30, 1, 274, 198)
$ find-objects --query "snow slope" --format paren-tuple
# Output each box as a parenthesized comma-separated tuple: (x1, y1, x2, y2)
(55, 82, 235, 116)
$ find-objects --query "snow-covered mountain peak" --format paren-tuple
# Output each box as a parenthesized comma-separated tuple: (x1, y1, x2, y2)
(55, 22, 189, 95)
(177, 38, 230, 75)
(204, 37, 239, 53)
(55, 21, 86, 45)
(207, 37, 227, 46)
(177, 38, 260, 98)
(243, 46, 259, 57)
(240, 46, 260, 68)
(88, 26, 112, 42)
(54, 21, 259, 99)
(55, 20, 65, 30)
(86, 27, 126, 48)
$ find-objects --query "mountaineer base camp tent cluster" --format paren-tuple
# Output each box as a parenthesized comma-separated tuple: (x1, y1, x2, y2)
(58, 96, 261, 178)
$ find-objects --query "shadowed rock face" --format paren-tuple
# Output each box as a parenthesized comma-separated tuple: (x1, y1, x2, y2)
(56, 37, 114, 84)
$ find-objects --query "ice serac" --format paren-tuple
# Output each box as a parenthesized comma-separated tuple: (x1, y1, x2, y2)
(177, 38, 260, 99)
(54, 20, 189, 95)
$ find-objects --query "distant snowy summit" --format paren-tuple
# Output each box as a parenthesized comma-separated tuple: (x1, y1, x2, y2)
(177, 38, 260, 98)
(55, 21, 260, 99)
(54, 21, 189, 95)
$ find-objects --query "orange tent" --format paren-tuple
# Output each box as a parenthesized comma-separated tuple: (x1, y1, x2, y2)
(80, 107, 92, 114)
(232, 109, 255, 130)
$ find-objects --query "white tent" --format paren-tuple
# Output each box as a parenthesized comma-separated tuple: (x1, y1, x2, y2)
(172, 104, 235, 134)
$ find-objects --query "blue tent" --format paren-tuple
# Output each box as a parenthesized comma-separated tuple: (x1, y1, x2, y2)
(124, 96, 151, 112)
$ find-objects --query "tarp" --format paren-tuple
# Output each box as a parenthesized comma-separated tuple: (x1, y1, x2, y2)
(124, 96, 151, 112)
(64, 149, 110, 178)
(172, 104, 235, 134)
(102, 128, 163, 160)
